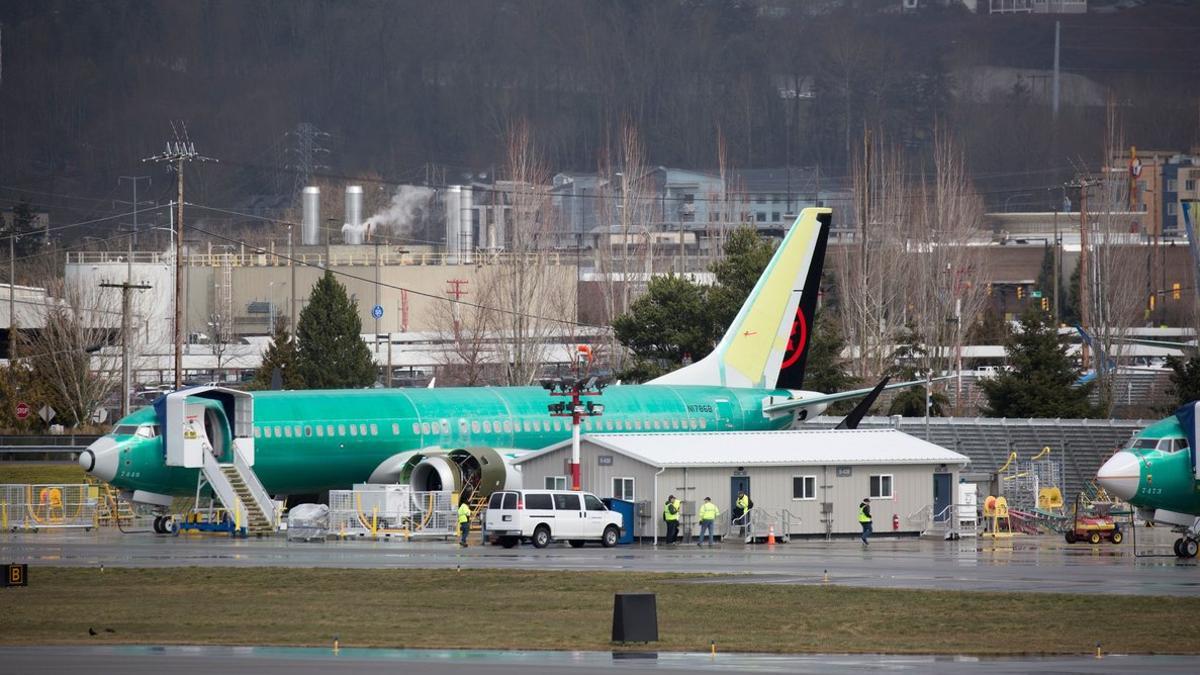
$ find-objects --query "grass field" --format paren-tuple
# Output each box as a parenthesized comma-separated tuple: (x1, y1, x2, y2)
(0, 463, 86, 485)
(2, 567, 1198, 655)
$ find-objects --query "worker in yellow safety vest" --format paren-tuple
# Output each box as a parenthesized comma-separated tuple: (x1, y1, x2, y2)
(697, 497, 719, 547)
(858, 497, 872, 547)
(663, 494, 681, 545)
(458, 500, 471, 547)
(734, 490, 753, 537)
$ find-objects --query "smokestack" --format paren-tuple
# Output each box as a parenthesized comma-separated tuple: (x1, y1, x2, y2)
(301, 187, 320, 246)
(343, 185, 364, 245)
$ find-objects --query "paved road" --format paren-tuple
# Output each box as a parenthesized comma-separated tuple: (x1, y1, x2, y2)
(2, 527, 1197, 596)
(3, 646, 1197, 675)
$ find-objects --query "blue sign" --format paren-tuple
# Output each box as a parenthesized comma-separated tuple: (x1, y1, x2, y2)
(371, 305, 384, 320)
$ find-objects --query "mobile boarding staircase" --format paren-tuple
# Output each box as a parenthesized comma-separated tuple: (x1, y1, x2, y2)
(163, 387, 279, 536)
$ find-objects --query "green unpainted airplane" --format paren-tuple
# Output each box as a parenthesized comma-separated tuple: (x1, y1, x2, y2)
(81, 208, 922, 507)
(1096, 404, 1200, 559)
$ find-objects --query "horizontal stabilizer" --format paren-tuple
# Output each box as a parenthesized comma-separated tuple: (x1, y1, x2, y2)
(764, 376, 949, 415)
(835, 377, 890, 430)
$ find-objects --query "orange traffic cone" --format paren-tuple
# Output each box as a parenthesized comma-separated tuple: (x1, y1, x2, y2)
(767, 525, 776, 546)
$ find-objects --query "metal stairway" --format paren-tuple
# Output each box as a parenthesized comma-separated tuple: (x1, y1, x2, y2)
(201, 450, 277, 536)
(466, 493, 488, 532)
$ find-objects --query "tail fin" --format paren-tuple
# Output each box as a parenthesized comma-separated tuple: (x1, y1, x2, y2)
(649, 208, 831, 389)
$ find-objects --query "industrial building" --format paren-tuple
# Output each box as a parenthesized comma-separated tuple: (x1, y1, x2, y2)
(513, 429, 970, 541)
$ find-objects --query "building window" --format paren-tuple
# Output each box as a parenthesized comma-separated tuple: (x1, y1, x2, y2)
(1168, 203, 1178, 216)
(756, 212, 766, 222)
(771, 212, 781, 222)
(792, 475, 816, 500)
(870, 474, 894, 499)
(613, 477, 635, 501)
(1187, 179, 1196, 192)
(1168, 179, 1179, 192)
(545, 476, 568, 490)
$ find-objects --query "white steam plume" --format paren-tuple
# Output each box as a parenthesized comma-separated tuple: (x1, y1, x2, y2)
(364, 185, 435, 238)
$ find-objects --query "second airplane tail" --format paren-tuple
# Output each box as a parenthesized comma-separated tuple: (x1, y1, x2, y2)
(649, 208, 831, 390)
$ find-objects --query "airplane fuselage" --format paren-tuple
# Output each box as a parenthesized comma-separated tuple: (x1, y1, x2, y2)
(98, 384, 799, 496)
(1096, 416, 1200, 516)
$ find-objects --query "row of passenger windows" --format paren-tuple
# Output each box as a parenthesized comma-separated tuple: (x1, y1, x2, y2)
(252, 415, 710, 439)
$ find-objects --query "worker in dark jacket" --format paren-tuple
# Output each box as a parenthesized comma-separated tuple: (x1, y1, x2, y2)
(858, 498, 873, 546)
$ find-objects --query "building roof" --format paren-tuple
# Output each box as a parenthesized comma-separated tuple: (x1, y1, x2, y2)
(516, 429, 970, 468)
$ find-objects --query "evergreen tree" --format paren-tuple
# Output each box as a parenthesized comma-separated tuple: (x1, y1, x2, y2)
(707, 227, 776, 332)
(3, 201, 41, 258)
(886, 327, 948, 417)
(1164, 355, 1200, 410)
(613, 274, 715, 382)
(1061, 259, 1081, 326)
(295, 271, 376, 389)
(248, 317, 304, 391)
(803, 309, 854, 394)
(979, 308, 1097, 418)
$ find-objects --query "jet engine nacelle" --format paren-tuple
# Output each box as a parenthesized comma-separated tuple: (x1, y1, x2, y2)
(368, 446, 523, 499)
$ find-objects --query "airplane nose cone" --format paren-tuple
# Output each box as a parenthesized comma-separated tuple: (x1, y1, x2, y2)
(1096, 451, 1140, 501)
(81, 437, 120, 482)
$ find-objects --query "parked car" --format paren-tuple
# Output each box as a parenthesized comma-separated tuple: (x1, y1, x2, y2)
(484, 489, 622, 549)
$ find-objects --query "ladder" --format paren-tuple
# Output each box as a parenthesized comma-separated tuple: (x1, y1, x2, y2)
(467, 493, 488, 532)
(92, 481, 136, 526)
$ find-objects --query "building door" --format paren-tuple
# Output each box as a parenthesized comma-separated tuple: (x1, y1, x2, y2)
(933, 473, 952, 522)
(730, 475, 750, 524)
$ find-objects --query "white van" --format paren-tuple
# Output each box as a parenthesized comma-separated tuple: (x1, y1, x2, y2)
(485, 489, 623, 549)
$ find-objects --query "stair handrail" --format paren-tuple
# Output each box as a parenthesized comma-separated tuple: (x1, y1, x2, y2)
(201, 451, 247, 529)
(232, 445, 278, 527)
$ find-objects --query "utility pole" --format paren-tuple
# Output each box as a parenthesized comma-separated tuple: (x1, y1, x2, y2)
(7, 228, 14, 362)
(101, 280, 152, 417)
(288, 224, 296, 329)
(1066, 176, 1100, 370)
(1053, 209, 1060, 325)
(143, 124, 216, 389)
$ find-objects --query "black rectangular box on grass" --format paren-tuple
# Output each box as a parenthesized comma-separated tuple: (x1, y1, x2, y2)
(612, 593, 657, 643)
(4, 563, 28, 587)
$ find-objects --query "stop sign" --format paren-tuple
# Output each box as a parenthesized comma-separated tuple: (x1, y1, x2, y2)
(15, 402, 30, 420)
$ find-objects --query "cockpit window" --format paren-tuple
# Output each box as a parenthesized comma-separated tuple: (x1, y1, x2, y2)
(112, 425, 139, 436)
(1129, 438, 1159, 450)
(135, 425, 159, 439)
(112, 424, 158, 438)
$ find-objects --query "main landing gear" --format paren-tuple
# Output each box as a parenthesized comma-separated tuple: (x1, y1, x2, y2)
(1173, 537, 1199, 559)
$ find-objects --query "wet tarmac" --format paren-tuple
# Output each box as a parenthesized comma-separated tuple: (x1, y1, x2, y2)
(2, 526, 1197, 596)
(1, 646, 1197, 674)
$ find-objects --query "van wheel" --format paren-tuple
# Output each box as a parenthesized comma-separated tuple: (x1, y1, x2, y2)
(569, 540, 585, 548)
(601, 526, 619, 548)
(500, 536, 518, 549)
(531, 526, 551, 549)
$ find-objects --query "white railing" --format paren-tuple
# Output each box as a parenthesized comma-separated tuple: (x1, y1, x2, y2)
(233, 446, 278, 528)
(201, 451, 246, 531)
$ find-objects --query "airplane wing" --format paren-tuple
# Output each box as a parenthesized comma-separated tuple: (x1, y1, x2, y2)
(762, 377, 949, 415)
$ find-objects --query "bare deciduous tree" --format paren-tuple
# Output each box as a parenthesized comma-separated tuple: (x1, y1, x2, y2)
(430, 284, 497, 387)
(492, 120, 574, 385)
(23, 280, 122, 427)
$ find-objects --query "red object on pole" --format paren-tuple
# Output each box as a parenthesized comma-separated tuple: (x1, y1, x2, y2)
(15, 402, 30, 420)
(892, 513, 900, 531)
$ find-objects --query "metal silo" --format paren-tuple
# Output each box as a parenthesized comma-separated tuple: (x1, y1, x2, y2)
(445, 186, 462, 264)
(301, 187, 320, 245)
(459, 186, 474, 264)
(344, 185, 364, 245)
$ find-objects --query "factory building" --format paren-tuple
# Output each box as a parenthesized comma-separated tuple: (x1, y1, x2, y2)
(513, 429, 970, 541)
